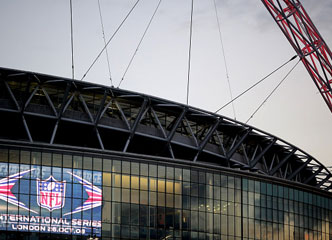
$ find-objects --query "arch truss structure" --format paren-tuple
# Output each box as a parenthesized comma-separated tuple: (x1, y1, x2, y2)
(262, 0, 332, 112)
(0, 67, 331, 192)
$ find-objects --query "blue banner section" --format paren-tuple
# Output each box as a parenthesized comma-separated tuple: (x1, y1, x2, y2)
(0, 163, 102, 236)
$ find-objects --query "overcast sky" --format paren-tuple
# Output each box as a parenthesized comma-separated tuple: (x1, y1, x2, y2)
(0, 0, 331, 168)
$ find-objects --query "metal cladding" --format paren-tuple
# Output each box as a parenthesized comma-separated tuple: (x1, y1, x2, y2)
(0, 67, 331, 192)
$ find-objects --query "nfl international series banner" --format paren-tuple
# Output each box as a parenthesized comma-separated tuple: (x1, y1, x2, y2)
(0, 163, 102, 236)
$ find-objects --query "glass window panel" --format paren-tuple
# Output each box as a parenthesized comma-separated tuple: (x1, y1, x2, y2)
(42, 152, 51, 166)
(131, 225, 139, 239)
(158, 193, 165, 206)
(103, 172, 111, 186)
(255, 180, 260, 193)
(267, 183, 272, 196)
(0, 148, 8, 163)
(206, 212, 213, 233)
(207, 198, 213, 212)
(93, 157, 102, 171)
(122, 174, 130, 188)
(172, 168, 182, 182)
(191, 197, 198, 211)
(103, 158, 112, 172)
(131, 176, 139, 189)
(175, 195, 182, 209)
(166, 194, 174, 208)
(214, 173, 221, 186)
(149, 164, 157, 177)
(20, 151, 30, 164)
(72, 155, 82, 169)
(63, 154, 72, 168)
(112, 202, 121, 223)
(150, 191, 157, 206)
(214, 186, 220, 200)
(183, 195, 190, 210)
(158, 179, 165, 192)
(249, 205, 254, 219)
(248, 192, 254, 205)
(206, 172, 213, 185)
(228, 176, 235, 189)
(149, 206, 157, 228)
(191, 183, 198, 196)
(112, 173, 121, 187)
(140, 176, 148, 190)
(221, 200, 228, 215)
(183, 169, 190, 182)
(131, 189, 139, 204)
(228, 188, 235, 202)
(121, 203, 130, 225)
(103, 186, 111, 201)
(166, 180, 174, 193)
(228, 215, 235, 236)
(235, 189, 241, 203)
(183, 182, 190, 195)
(83, 156, 92, 169)
(214, 200, 221, 214)
(273, 184, 278, 196)
(174, 181, 181, 194)
(31, 151, 41, 165)
(221, 214, 227, 235)
(206, 185, 213, 199)
(122, 161, 130, 174)
(112, 160, 121, 173)
(158, 165, 165, 178)
(198, 212, 205, 232)
(234, 177, 241, 190)
(52, 153, 62, 167)
(221, 187, 227, 201)
(182, 210, 191, 230)
(131, 204, 139, 225)
(235, 203, 241, 217)
(112, 188, 121, 202)
(214, 214, 221, 234)
(9, 149, 19, 163)
(174, 209, 181, 230)
(102, 201, 111, 223)
(139, 205, 148, 226)
(140, 190, 148, 205)
(122, 188, 130, 203)
(191, 170, 198, 182)
(191, 211, 198, 231)
(261, 182, 267, 194)
(131, 162, 139, 175)
(140, 163, 148, 176)
(199, 198, 206, 212)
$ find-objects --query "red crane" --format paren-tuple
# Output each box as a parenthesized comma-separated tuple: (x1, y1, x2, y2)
(261, 0, 332, 113)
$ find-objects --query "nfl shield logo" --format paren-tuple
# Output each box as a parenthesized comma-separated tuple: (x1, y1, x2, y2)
(37, 176, 66, 211)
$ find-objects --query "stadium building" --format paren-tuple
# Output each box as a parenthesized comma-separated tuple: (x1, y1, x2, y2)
(0, 66, 331, 240)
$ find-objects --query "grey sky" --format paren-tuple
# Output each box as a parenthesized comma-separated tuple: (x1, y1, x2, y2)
(0, 0, 331, 168)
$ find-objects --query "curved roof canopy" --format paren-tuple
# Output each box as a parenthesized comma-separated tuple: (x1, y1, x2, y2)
(0, 67, 331, 192)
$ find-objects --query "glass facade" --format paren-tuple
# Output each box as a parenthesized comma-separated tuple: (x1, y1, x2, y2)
(0, 147, 331, 240)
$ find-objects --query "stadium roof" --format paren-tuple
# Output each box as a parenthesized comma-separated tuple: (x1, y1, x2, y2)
(0, 67, 331, 192)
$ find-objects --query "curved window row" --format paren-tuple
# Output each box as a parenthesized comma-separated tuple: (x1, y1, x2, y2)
(0, 147, 331, 240)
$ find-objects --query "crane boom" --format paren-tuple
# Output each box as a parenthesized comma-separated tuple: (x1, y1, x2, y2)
(261, 0, 332, 113)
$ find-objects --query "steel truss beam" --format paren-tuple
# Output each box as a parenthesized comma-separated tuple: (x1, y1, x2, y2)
(261, 0, 332, 112)
(0, 67, 330, 192)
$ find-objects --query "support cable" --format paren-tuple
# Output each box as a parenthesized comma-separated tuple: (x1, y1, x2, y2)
(70, 0, 75, 79)
(118, 0, 163, 88)
(214, 55, 298, 114)
(81, 0, 141, 81)
(245, 59, 300, 124)
(186, 0, 194, 105)
(213, 0, 236, 120)
(97, 0, 113, 86)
